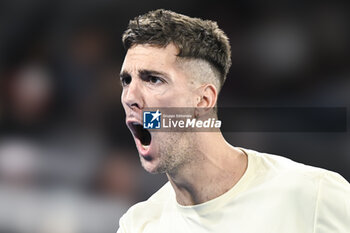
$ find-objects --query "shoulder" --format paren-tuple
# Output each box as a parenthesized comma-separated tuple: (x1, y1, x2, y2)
(245, 147, 333, 177)
(118, 182, 173, 232)
(312, 167, 350, 231)
(243, 148, 350, 231)
(242, 148, 350, 194)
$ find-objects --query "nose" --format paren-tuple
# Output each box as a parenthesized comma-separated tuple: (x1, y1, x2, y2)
(122, 78, 144, 110)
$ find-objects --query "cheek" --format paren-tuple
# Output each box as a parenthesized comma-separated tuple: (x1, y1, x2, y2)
(175, 90, 196, 107)
(153, 91, 193, 107)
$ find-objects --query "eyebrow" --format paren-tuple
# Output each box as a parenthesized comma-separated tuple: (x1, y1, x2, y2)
(120, 69, 170, 79)
(139, 69, 169, 78)
(120, 71, 131, 79)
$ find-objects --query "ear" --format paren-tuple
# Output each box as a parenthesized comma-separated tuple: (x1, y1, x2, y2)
(196, 84, 218, 108)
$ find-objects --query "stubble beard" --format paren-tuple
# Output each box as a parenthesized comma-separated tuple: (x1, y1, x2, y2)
(143, 132, 197, 174)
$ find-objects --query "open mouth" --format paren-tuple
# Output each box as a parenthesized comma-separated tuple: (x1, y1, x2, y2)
(129, 122, 152, 146)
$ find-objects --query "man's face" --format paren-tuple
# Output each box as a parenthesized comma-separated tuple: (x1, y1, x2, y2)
(120, 43, 199, 174)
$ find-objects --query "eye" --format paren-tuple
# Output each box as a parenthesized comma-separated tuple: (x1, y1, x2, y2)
(121, 76, 131, 86)
(149, 76, 163, 84)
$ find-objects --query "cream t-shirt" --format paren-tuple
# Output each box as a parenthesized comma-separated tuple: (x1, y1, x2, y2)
(117, 148, 350, 233)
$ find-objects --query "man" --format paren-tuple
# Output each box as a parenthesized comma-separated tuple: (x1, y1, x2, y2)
(117, 9, 350, 233)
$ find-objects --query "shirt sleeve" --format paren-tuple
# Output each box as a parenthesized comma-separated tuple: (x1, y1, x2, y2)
(314, 171, 350, 233)
(116, 214, 128, 233)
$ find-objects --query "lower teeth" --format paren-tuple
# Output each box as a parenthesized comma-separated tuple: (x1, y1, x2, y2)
(141, 144, 150, 150)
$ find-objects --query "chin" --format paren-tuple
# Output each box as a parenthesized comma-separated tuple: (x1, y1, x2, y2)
(140, 156, 162, 174)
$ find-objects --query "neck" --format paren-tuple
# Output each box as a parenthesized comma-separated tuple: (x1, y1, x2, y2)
(166, 132, 247, 206)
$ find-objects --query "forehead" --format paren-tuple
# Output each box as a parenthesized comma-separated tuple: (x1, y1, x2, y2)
(122, 43, 179, 72)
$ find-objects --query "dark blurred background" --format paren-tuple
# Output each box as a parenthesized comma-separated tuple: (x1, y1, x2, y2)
(0, 0, 349, 232)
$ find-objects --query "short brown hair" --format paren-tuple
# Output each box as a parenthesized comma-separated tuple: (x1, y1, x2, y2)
(122, 9, 231, 88)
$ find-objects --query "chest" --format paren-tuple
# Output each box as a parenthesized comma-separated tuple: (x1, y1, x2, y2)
(142, 190, 316, 233)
